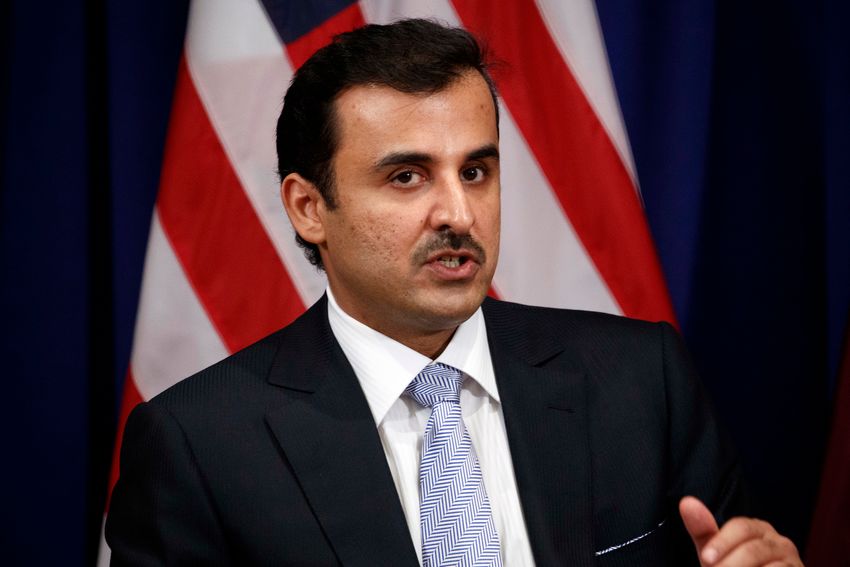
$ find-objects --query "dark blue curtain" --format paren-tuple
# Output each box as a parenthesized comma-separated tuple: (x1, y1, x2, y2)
(2, 2, 91, 564)
(2, 0, 847, 564)
(1, 1, 188, 564)
(597, 0, 848, 546)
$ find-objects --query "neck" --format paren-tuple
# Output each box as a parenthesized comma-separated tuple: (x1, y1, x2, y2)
(392, 327, 456, 360)
(327, 289, 461, 359)
(346, 311, 458, 360)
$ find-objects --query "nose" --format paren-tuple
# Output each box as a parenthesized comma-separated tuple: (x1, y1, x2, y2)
(430, 174, 474, 234)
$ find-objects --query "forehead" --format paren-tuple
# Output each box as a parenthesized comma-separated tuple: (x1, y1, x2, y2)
(331, 71, 498, 162)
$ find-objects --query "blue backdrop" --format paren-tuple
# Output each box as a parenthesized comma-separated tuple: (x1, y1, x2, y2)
(2, 1, 847, 564)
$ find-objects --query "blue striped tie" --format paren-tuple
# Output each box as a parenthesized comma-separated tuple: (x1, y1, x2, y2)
(405, 363, 502, 567)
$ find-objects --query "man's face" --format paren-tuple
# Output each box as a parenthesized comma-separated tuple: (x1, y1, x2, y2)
(318, 71, 500, 348)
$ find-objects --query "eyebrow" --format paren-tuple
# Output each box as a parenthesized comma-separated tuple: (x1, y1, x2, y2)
(467, 144, 500, 162)
(373, 144, 500, 170)
(375, 151, 433, 169)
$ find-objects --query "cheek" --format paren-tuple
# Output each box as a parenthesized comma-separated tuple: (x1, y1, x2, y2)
(347, 214, 407, 265)
(477, 197, 501, 238)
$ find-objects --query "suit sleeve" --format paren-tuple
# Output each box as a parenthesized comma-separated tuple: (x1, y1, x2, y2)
(659, 321, 750, 562)
(105, 401, 231, 566)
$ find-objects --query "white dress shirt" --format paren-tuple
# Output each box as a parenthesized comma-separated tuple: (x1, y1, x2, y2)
(326, 288, 536, 566)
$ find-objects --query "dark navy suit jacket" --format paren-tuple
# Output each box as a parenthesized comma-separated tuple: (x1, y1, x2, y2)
(106, 297, 746, 566)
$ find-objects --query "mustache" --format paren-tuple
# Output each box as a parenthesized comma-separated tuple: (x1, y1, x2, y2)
(412, 230, 487, 264)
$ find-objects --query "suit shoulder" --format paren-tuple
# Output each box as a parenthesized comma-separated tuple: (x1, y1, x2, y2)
(148, 327, 285, 411)
(482, 297, 671, 342)
(481, 298, 686, 385)
(147, 296, 330, 418)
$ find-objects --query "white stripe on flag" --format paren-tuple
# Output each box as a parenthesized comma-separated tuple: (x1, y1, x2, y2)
(535, 0, 639, 188)
(96, 514, 109, 567)
(185, 0, 327, 306)
(496, 101, 621, 313)
(131, 212, 229, 400)
(360, 0, 460, 22)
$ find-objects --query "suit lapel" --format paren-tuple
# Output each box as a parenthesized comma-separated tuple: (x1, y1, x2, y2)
(264, 297, 419, 567)
(483, 299, 596, 566)
(262, 297, 596, 565)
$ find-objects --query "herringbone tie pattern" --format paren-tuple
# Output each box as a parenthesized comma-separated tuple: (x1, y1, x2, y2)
(405, 363, 502, 567)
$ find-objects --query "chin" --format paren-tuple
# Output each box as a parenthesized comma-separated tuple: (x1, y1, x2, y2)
(417, 290, 486, 328)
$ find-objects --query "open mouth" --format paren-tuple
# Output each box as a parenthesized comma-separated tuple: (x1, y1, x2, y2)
(424, 250, 479, 280)
(437, 256, 467, 268)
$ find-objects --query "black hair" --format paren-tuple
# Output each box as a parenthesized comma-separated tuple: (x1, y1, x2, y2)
(276, 18, 499, 269)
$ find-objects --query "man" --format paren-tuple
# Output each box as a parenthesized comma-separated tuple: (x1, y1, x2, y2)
(107, 19, 801, 566)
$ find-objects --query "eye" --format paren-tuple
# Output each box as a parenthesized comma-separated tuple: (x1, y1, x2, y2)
(461, 165, 486, 183)
(390, 169, 425, 187)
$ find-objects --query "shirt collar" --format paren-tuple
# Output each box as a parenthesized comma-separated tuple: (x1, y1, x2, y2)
(326, 287, 499, 425)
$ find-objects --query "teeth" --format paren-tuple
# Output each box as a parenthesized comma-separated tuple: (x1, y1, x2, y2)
(438, 256, 461, 268)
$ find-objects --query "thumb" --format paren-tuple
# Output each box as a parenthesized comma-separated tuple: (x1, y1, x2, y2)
(679, 496, 719, 559)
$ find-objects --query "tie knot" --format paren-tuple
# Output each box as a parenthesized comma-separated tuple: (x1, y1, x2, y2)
(405, 363, 464, 408)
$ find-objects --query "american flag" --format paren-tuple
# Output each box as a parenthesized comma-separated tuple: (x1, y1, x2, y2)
(99, 0, 675, 562)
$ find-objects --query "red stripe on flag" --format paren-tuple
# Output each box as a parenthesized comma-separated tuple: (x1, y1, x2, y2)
(452, 0, 676, 323)
(105, 371, 145, 511)
(806, 319, 850, 565)
(285, 3, 366, 70)
(157, 57, 305, 353)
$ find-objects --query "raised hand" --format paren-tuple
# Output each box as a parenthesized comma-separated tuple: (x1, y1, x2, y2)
(679, 496, 803, 566)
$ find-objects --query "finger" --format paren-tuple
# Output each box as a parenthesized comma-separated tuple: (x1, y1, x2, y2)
(712, 532, 800, 567)
(704, 517, 799, 566)
(679, 496, 719, 557)
(699, 517, 764, 564)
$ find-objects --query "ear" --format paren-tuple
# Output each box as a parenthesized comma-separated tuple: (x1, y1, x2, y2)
(280, 173, 327, 246)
